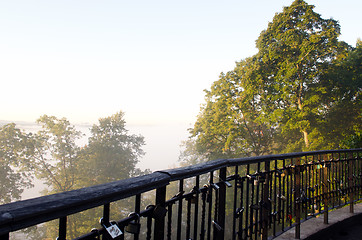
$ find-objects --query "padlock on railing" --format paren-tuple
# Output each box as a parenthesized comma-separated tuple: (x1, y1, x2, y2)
(276, 169, 285, 178)
(212, 220, 223, 231)
(219, 177, 232, 187)
(152, 205, 167, 219)
(211, 183, 220, 190)
(190, 194, 197, 204)
(250, 204, 261, 210)
(100, 218, 123, 239)
(277, 194, 287, 201)
(90, 228, 100, 240)
(125, 213, 141, 235)
(235, 207, 244, 218)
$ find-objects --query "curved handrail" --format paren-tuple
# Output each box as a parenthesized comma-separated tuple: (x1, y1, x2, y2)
(0, 148, 361, 239)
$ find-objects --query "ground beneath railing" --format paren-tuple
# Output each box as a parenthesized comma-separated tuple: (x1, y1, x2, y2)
(274, 203, 362, 240)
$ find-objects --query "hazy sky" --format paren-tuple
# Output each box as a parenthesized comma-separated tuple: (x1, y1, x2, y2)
(1, 0, 361, 170)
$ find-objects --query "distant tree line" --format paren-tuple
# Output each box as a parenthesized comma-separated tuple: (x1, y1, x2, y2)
(181, 0, 361, 164)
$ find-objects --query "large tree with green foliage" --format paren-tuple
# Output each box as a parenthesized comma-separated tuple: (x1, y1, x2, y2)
(186, 0, 360, 163)
(254, 0, 350, 151)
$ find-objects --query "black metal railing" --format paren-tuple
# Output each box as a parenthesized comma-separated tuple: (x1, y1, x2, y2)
(0, 149, 361, 240)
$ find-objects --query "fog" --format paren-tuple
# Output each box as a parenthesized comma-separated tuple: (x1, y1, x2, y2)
(2, 120, 191, 200)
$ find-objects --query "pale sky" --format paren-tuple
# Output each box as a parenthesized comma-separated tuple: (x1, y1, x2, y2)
(1, 0, 361, 171)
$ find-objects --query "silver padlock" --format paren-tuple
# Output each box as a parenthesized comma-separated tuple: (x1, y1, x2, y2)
(125, 213, 141, 235)
(100, 218, 123, 239)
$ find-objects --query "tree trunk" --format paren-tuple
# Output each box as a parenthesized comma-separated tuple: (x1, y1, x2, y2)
(302, 130, 309, 149)
(297, 82, 309, 149)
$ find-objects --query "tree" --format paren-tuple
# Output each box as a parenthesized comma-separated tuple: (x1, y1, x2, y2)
(32, 115, 82, 194)
(0, 118, 82, 238)
(74, 111, 147, 237)
(186, 0, 360, 161)
(0, 112, 147, 238)
(318, 40, 362, 149)
(190, 57, 274, 161)
(0, 123, 34, 204)
(254, 0, 350, 151)
(78, 111, 146, 187)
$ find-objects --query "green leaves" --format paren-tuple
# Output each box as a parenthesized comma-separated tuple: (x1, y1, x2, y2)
(1, 112, 147, 238)
(0, 124, 34, 203)
(190, 57, 275, 160)
(186, 0, 361, 162)
(78, 111, 146, 186)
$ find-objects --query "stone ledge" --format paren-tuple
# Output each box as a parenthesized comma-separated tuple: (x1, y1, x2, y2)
(274, 203, 362, 240)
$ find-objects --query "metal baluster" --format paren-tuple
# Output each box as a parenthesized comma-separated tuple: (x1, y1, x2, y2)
(343, 152, 347, 206)
(177, 179, 183, 240)
(238, 175, 244, 240)
(281, 159, 286, 231)
(356, 152, 362, 199)
(327, 154, 332, 211)
(0, 233, 9, 240)
(277, 159, 282, 227)
(273, 160, 277, 236)
(207, 171, 214, 240)
(146, 212, 152, 240)
(316, 155, 321, 214)
(213, 182, 219, 240)
(358, 152, 362, 199)
(295, 157, 301, 239)
(301, 160, 305, 221)
(323, 154, 329, 224)
(135, 194, 141, 240)
(167, 203, 173, 240)
(194, 175, 200, 240)
(338, 152, 342, 206)
(186, 196, 192, 240)
(103, 203, 110, 240)
(154, 186, 167, 240)
(285, 161, 291, 227)
(310, 155, 315, 215)
(200, 189, 207, 240)
(261, 161, 270, 240)
(249, 176, 255, 237)
(254, 163, 261, 240)
(232, 166, 238, 240)
(244, 164, 250, 239)
(217, 167, 227, 240)
(330, 153, 335, 208)
(57, 216, 67, 240)
(349, 152, 354, 213)
(307, 156, 312, 216)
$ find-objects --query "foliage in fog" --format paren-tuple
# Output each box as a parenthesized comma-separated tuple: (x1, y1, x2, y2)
(0, 111, 147, 238)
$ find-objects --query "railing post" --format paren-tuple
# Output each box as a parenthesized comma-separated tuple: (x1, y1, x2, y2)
(154, 185, 167, 240)
(214, 167, 227, 240)
(295, 157, 301, 239)
(57, 216, 67, 240)
(349, 152, 354, 213)
(323, 154, 329, 224)
(177, 179, 183, 240)
(261, 161, 270, 240)
(0, 233, 9, 240)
